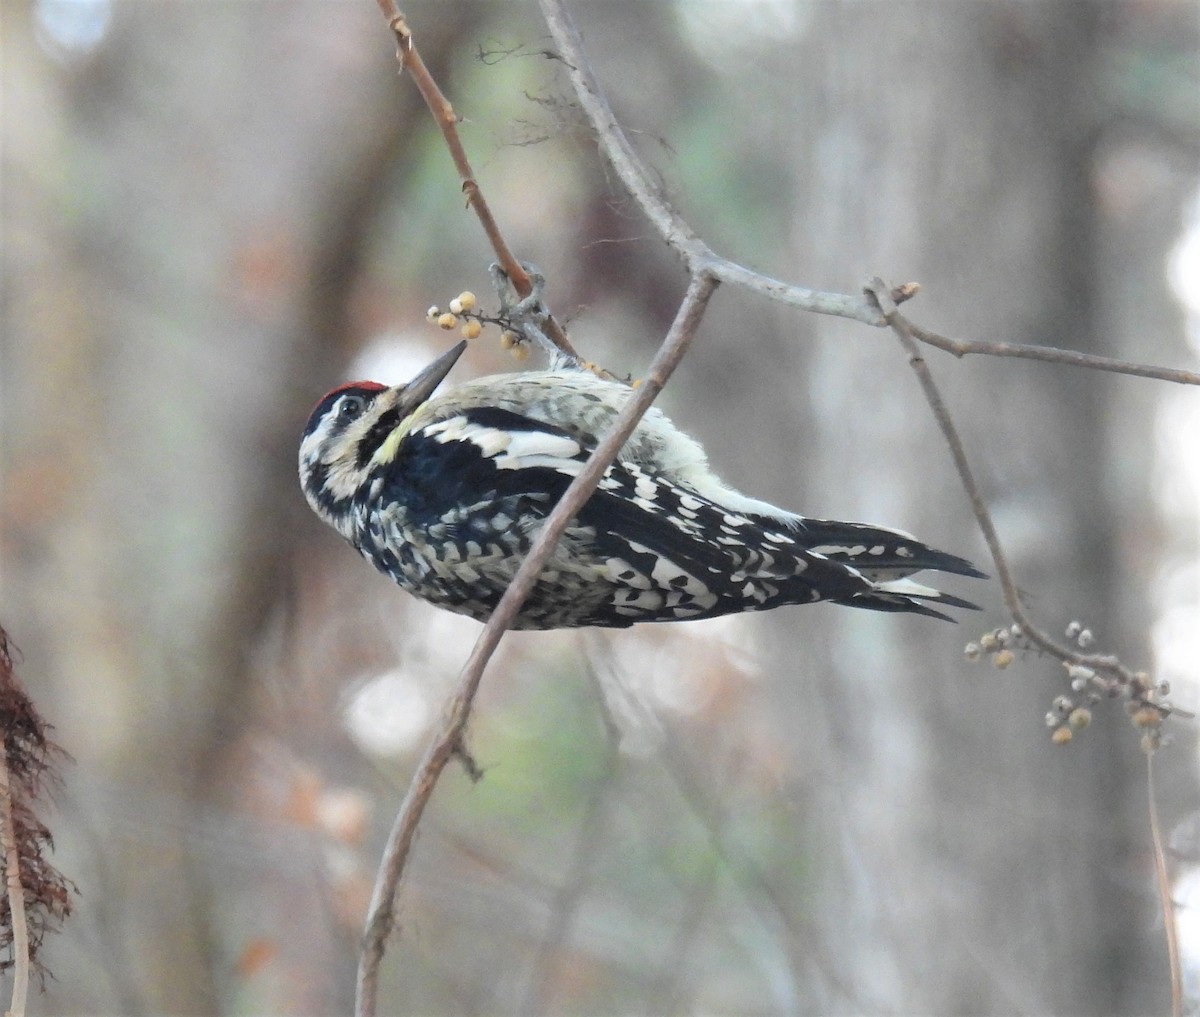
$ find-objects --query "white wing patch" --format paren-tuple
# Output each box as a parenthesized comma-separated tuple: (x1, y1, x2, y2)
(497, 430, 582, 464)
(424, 416, 510, 453)
(423, 416, 582, 471)
(634, 474, 658, 502)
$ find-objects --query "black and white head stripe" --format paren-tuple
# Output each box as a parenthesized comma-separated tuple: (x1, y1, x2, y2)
(303, 381, 388, 438)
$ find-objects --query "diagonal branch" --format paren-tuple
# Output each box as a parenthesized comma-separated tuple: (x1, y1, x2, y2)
(866, 278, 1185, 1004)
(866, 280, 1155, 676)
(1147, 750, 1183, 1017)
(355, 271, 719, 1017)
(909, 321, 1200, 387)
(539, 0, 1192, 716)
(356, 6, 1189, 1014)
(868, 276, 1189, 736)
(537, 0, 884, 326)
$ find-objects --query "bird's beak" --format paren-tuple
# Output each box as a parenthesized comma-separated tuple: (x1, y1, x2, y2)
(402, 340, 468, 408)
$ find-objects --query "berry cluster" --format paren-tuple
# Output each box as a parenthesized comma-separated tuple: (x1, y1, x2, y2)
(965, 620, 1174, 749)
(426, 290, 530, 361)
(963, 623, 1022, 670)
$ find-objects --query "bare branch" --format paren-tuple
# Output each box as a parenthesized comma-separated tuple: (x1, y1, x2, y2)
(1147, 751, 1183, 1017)
(536, 0, 885, 325)
(910, 321, 1200, 387)
(865, 282, 1025, 618)
(354, 272, 719, 1017)
(534, 2, 1192, 752)
(356, 6, 1190, 1013)
(375, 0, 581, 361)
(866, 279, 1184, 729)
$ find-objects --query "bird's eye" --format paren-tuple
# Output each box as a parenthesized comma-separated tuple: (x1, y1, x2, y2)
(338, 395, 367, 422)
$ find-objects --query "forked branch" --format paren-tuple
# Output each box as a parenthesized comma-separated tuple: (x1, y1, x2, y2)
(867, 279, 1182, 720)
(537, 0, 1200, 389)
(867, 277, 1181, 1014)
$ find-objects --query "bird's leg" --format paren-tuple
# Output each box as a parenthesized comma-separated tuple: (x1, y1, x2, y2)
(488, 260, 516, 309)
(489, 262, 573, 366)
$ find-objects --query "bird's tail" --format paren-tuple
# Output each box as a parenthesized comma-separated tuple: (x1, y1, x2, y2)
(766, 515, 986, 621)
(784, 515, 987, 581)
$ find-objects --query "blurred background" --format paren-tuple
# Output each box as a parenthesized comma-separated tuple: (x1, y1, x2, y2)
(4, 0, 1200, 1013)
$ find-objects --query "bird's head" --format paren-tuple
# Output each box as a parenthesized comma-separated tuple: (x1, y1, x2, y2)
(299, 341, 467, 536)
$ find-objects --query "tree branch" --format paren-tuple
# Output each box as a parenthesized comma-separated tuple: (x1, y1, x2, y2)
(862, 279, 1185, 1003)
(356, 5, 1189, 1013)
(354, 271, 719, 1017)
(909, 320, 1200, 387)
(537, 0, 1189, 719)
(1147, 750, 1182, 1017)
(375, 0, 581, 361)
(537, 0, 885, 325)
(866, 279, 1184, 720)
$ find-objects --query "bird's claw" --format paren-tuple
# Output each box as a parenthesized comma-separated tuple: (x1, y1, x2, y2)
(491, 261, 546, 313)
(489, 262, 560, 360)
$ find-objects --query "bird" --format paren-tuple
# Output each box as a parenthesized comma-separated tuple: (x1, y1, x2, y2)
(299, 340, 984, 630)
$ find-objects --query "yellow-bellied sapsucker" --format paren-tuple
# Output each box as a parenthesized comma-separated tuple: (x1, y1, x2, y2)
(299, 341, 984, 629)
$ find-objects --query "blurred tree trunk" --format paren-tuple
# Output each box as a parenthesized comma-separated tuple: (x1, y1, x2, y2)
(4, 2, 482, 1011)
(761, 3, 1165, 1012)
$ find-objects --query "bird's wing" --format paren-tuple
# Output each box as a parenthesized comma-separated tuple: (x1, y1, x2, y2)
(382, 407, 586, 528)
(390, 406, 973, 623)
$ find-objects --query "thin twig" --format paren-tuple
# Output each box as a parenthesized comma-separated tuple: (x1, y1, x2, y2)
(865, 284, 1021, 607)
(910, 321, 1200, 387)
(0, 753, 29, 1017)
(354, 272, 718, 1017)
(865, 280, 1161, 682)
(375, 0, 581, 361)
(1147, 750, 1182, 1017)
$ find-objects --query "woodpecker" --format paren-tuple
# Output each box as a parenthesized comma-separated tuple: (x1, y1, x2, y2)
(299, 341, 984, 630)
